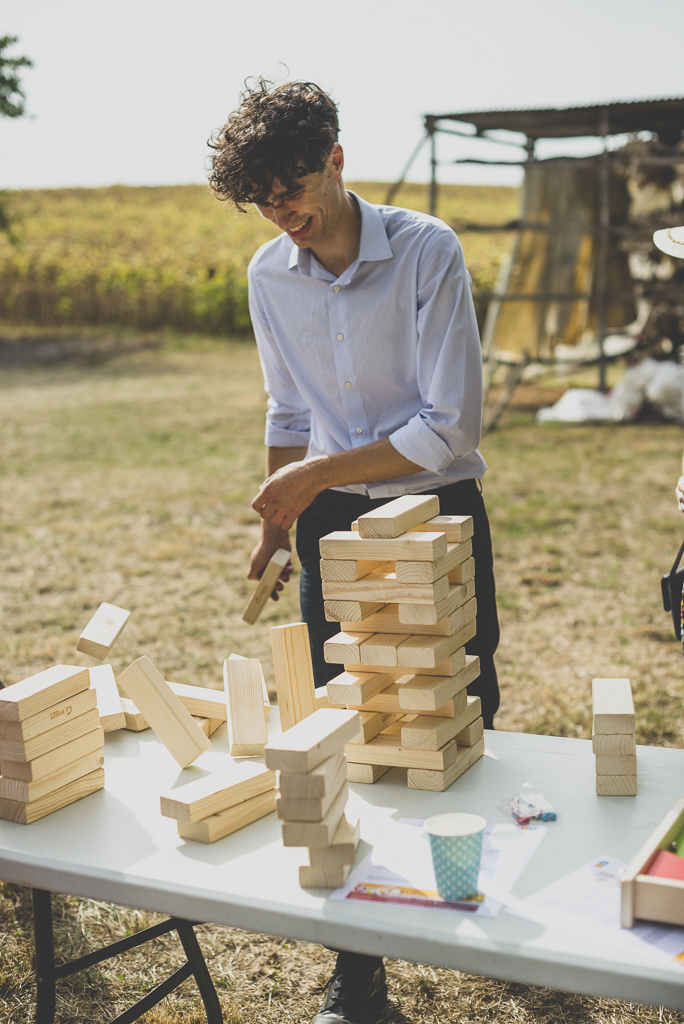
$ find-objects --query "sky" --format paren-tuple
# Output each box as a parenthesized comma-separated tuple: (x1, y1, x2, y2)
(2, 0, 684, 191)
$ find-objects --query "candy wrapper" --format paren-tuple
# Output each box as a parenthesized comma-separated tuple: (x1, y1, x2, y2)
(504, 791, 557, 825)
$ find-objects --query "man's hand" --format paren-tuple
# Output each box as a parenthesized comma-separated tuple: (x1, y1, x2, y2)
(247, 525, 294, 603)
(252, 459, 326, 532)
(676, 474, 684, 512)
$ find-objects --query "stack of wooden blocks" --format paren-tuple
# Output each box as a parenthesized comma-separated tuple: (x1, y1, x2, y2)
(318, 495, 485, 792)
(266, 708, 363, 887)
(160, 761, 277, 843)
(0, 666, 105, 824)
(592, 677, 637, 796)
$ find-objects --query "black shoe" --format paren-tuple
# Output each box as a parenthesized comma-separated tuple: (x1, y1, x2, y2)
(312, 954, 387, 1024)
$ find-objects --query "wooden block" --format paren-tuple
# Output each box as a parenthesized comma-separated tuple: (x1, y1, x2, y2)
(398, 585, 474, 627)
(592, 733, 636, 756)
(320, 558, 388, 582)
(242, 548, 291, 625)
(160, 762, 275, 823)
(281, 780, 348, 848)
(596, 774, 637, 796)
(0, 749, 105, 804)
(455, 716, 484, 747)
(120, 697, 149, 731)
(193, 717, 223, 737)
(357, 495, 440, 539)
(309, 814, 361, 867)
(0, 768, 105, 824)
(117, 657, 211, 768)
(77, 602, 130, 659)
(346, 648, 471, 678)
(299, 863, 351, 887)
(345, 729, 460, 771)
(620, 795, 684, 927)
(359, 634, 411, 667)
(447, 557, 475, 585)
(353, 710, 404, 744)
(314, 687, 333, 711)
(228, 653, 271, 719)
(277, 771, 348, 823)
(1, 729, 104, 782)
(407, 737, 485, 791)
(324, 631, 369, 665)
(166, 681, 227, 721)
(278, 749, 345, 800)
(0, 707, 101, 763)
(341, 582, 475, 636)
(407, 514, 474, 542)
(270, 623, 317, 732)
(265, 709, 360, 774)
(397, 631, 468, 670)
(399, 660, 475, 711)
(395, 540, 472, 584)
(324, 600, 385, 623)
(592, 678, 635, 735)
(346, 683, 461, 719)
(596, 754, 637, 776)
(222, 658, 268, 756)
(89, 665, 126, 732)
(346, 762, 391, 784)
(0, 666, 91, 723)
(0, 689, 97, 744)
(401, 696, 479, 750)
(399, 593, 478, 636)
(322, 573, 449, 605)
(326, 670, 395, 708)
(177, 788, 276, 843)
(319, 531, 447, 562)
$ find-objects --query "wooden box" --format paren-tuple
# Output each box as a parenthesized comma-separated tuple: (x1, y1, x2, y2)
(621, 795, 684, 927)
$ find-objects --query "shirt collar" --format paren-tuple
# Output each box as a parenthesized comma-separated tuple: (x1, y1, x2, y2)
(287, 191, 393, 273)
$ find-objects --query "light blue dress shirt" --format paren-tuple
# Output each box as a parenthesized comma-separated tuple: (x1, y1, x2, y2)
(247, 192, 487, 498)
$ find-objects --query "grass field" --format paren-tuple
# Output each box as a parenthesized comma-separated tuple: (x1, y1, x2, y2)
(1, 338, 684, 1023)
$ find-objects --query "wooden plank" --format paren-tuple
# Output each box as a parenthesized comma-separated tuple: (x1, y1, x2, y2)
(407, 737, 485, 791)
(0, 707, 101, 763)
(77, 602, 130, 659)
(592, 678, 635, 735)
(323, 631, 369, 665)
(223, 658, 268, 756)
(117, 657, 211, 768)
(346, 683, 462, 719)
(177, 788, 276, 843)
(395, 540, 472, 584)
(357, 495, 440, 539)
(345, 730, 460, 771)
(359, 634, 411, 667)
(447, 557, 475, 585)
(596, 754, 637, 776)
(397, 631, 469, 670)
(166, 681, 227, 721)
(228, 653, 270, 719)
(322, 573, 449, 605)
(0, 666, 91, 723)
(0, 768, 105, 824)
(341, 582, 475, 635)
(160, 762, 275, 823)
(455, 717, 484, 747)
(319, 531, 447, 562)
(299, 862, 351, 888)
(242, 548, 291, 625)
(324, 600, 385, 623)
(345, 648, 470, 678)
(270, 623, 317, 733)
(0, 689, 97, 744)
(407, 515, 474, 542)
(278, 750, 345, 800)
(346, 762, 391, 784)
(120, 698, 149, 731)
(399, 594, 478, 636)
(326, 671, 395, 708)
(353, 710, 404, 744)
(0, 748, 105, 803)
(193, 717, 223, 737)
(281, 781, 348, 848)
(398, 586, 475, 627)
(401, 696, 480, 750)
(398, 658, 476, 711)
(265, 708, 360, 774)
(592, 733, 636, 756)
(319, 558, 387, 582)
(89, 665, 126, 732)
(596, 774, 637, 796)
(277, 763, 348, 822)
(0, 728, 103, 782)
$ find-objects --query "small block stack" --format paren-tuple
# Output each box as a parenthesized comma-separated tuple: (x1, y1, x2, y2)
(160, 762, 276, 843)
(592, 678, 637, 796)
(0, 666, 105, 823)
(265, 709, 362, 887)
(319, 496, 484, 792)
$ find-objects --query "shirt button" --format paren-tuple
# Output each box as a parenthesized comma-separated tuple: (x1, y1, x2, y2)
(337, 333, 344, 341)
(345, 381, 352, 389)
(356, 427, 363, 434)
(333, 285, 340, 292)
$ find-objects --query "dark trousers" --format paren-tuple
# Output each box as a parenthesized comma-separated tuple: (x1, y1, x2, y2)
(295, 478, 500, 729)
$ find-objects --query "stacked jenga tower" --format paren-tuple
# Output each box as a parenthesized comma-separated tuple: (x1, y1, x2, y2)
(0, 666, 105, 823)
(319, 495, 485, 793)
(266, 709, 363, 887)
(592, 677, 637, 796)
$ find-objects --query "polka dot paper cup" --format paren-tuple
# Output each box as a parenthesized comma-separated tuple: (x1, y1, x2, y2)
(425, 812, 487, 900)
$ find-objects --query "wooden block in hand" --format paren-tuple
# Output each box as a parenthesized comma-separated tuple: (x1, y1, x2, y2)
(277, 766, 348, 822)
(322, 573, 449, 605)
(278, 749, 345, 800)
(265, 708, 360, 774)
(0, 768, 105, 824)
(407, 515, 474, 542)
(326, 670, 394, 708)
(0, 706, 101, 763)
(596, 774, 637, 796)
(0, 728, 104, 782)
(357, 495, 440, 539)
(0, 748, 104, 804)
(281, 781, 348, 848)
(592, 678, 635, 735)
(341, 582, 475, 636)
(160, 761, 275, 823)
(242, 548, 291, 625)
(595, 754, 637, 776)
(120, 698, 149, 731)
(89, 665, 126, 732)
(77, 602, 130, 660)
(223, 658, 268, 756)
(395, 540, 472, 584)
(407, 737, 485, 791)
(319, 531, 447, 562)
(0, 688, 97, 744)
(270, 623, 317, 732)
(177, 788, 276, 843)
(346, 762, 391, 784)
(299, 862, 351, 888)
(324, 600, 386, 623)
(228, 653, 270, 719)
(309, 814, 361, 866)
(117, 657, 211, 768)
(592, 733, 636, 756)
(166, 681, 227, 721)
(0, 666, 90, 723)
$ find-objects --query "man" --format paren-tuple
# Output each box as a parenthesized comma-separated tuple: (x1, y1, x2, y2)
(209, 79, 500, 1024)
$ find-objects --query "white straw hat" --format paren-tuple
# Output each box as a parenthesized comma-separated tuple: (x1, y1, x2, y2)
(653, 225, 684, 258)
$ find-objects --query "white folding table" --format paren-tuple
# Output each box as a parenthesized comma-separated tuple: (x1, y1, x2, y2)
(1, 714, 684, 1013)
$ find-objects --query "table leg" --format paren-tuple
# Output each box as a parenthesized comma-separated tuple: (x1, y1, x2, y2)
(32, 888, 57, 1024)
(176, 922, 223, 1023)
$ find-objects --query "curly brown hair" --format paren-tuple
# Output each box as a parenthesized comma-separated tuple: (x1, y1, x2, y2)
(208, 79, 339, 211)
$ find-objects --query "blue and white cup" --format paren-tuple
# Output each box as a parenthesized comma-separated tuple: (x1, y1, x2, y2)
(425, 812, 487, 900)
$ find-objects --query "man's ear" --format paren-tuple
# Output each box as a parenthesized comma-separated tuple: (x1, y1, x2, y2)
(329, 143, 344, 178)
